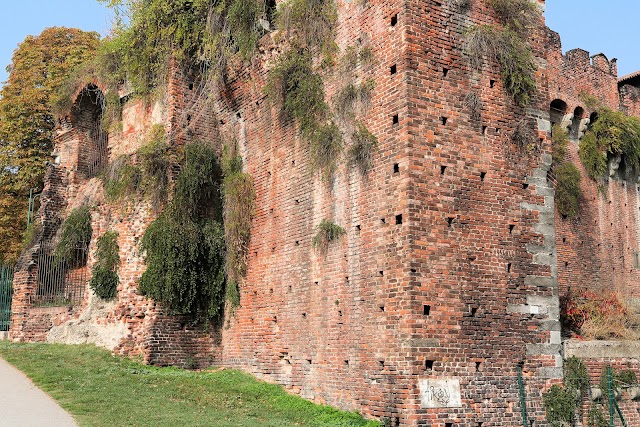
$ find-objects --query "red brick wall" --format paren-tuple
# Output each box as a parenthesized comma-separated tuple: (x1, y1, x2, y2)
(545, 26, 640, 304)
(219, 1, 560, 425)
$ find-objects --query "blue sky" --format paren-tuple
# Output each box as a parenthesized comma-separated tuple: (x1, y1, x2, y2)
(0, 1, 639, 85)
(0, 1, 112, 85)
(545, 1, 640, 78)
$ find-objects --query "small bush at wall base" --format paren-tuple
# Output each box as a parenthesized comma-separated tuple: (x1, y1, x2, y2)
(587, 404, 608, 427)
(555, 162, 582, 219)
(543, 385, 575, 426)
(564, 356, 589, 400)
(312, 219, 346, 252)
(89, 231, 120, 300)
(54, 206, 92, 266)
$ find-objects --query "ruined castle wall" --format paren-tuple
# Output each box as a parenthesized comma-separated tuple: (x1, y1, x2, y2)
(214, 1, 562, 425)
(545, 28, 640, 303)
(11, 73, 223, 368)
(398, 1, 559, 424)
(217, 1, 417, 421)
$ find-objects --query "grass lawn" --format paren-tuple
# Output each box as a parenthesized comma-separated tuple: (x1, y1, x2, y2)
(0, 342, 380, 427)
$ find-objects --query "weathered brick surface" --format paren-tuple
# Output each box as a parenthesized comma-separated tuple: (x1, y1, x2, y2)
(9, 1, 640, 425)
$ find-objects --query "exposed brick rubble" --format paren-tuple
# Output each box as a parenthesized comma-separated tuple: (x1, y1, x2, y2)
(8, 0, 640, 425)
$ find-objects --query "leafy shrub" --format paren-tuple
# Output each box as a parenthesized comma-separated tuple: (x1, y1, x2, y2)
(564, 356, 589, 400)
(542, 385, 575, 427)
(348, 123, 378, 175)
(89, 231, 120, 300)
(579, 108, 640, 179)
(222, 146, 255, 282)
(91, 233, 119, 294)
(560, 288, 638, 339)
(587, 404, 607, 427)
(465, 25, 536, 106)
(139, 142, 226, 321)
(139, 213, 226, 321)
(312, 219, 346, 252)
(555, 162, 582, 219)
(55, 206, 92, 266)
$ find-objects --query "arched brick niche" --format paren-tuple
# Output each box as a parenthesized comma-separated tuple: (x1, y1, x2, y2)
(71, 84, 108, 179)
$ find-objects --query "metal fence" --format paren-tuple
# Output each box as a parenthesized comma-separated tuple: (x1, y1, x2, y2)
(33, 243, 87, 307)
(0, 264, 14, 331)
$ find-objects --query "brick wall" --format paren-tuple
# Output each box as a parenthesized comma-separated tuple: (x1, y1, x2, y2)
(12, 1, 640, 426)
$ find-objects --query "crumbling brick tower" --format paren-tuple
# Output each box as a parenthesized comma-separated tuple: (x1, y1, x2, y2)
(220, 0, 560, 425)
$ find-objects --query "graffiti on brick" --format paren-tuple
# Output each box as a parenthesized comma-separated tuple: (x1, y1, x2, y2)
(419, 378, 462, 408)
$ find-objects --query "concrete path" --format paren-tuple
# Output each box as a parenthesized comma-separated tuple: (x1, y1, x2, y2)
(0, 357, 77, 426)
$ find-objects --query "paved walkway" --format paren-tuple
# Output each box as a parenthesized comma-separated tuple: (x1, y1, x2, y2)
(0, 357, 77, 426)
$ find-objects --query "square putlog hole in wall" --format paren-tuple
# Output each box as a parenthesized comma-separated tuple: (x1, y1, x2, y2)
(390, 13, 398, 26)
(393, 163, 400, 173)
(390, 64, 397, 75)
(423, 305, 431, 316)
(424, 360, 434, 371)
(392, 114, 399, 125)
(440, 116, 448, 125)
(395, 214, 403, 225)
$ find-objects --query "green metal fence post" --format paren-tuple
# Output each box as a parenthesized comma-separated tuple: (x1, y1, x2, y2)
(607, 366, 615, 427)
(517, 365, 529, 427)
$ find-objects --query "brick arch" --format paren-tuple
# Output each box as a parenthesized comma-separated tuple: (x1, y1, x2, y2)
(550, 98, 568, 128)
(71, 84, 109, 179)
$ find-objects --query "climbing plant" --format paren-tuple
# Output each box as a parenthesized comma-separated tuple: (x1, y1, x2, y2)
(555, 163, 582, 219)
(222, 145, 255, 285)
(139, 142, 226, 321)
(543, 384, 576, 427)
(579, 108, 640, 180)
(102, 124, 170, 210)
(465, 25, 536, 106)
(348, 123, 378, 176)
(54, 206, 92, 266)
(312, 219, 346, 253)
(89, 231, 120, 300)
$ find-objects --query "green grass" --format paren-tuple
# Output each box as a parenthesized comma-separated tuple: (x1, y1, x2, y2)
(0, 342, 379, 427)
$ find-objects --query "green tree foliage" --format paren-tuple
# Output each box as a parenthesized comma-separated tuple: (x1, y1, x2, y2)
(139, 143, 226, 321)
(0, 27, 99, 262)
(579, 108, 640, 179)
(89, 231, 120, 300)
